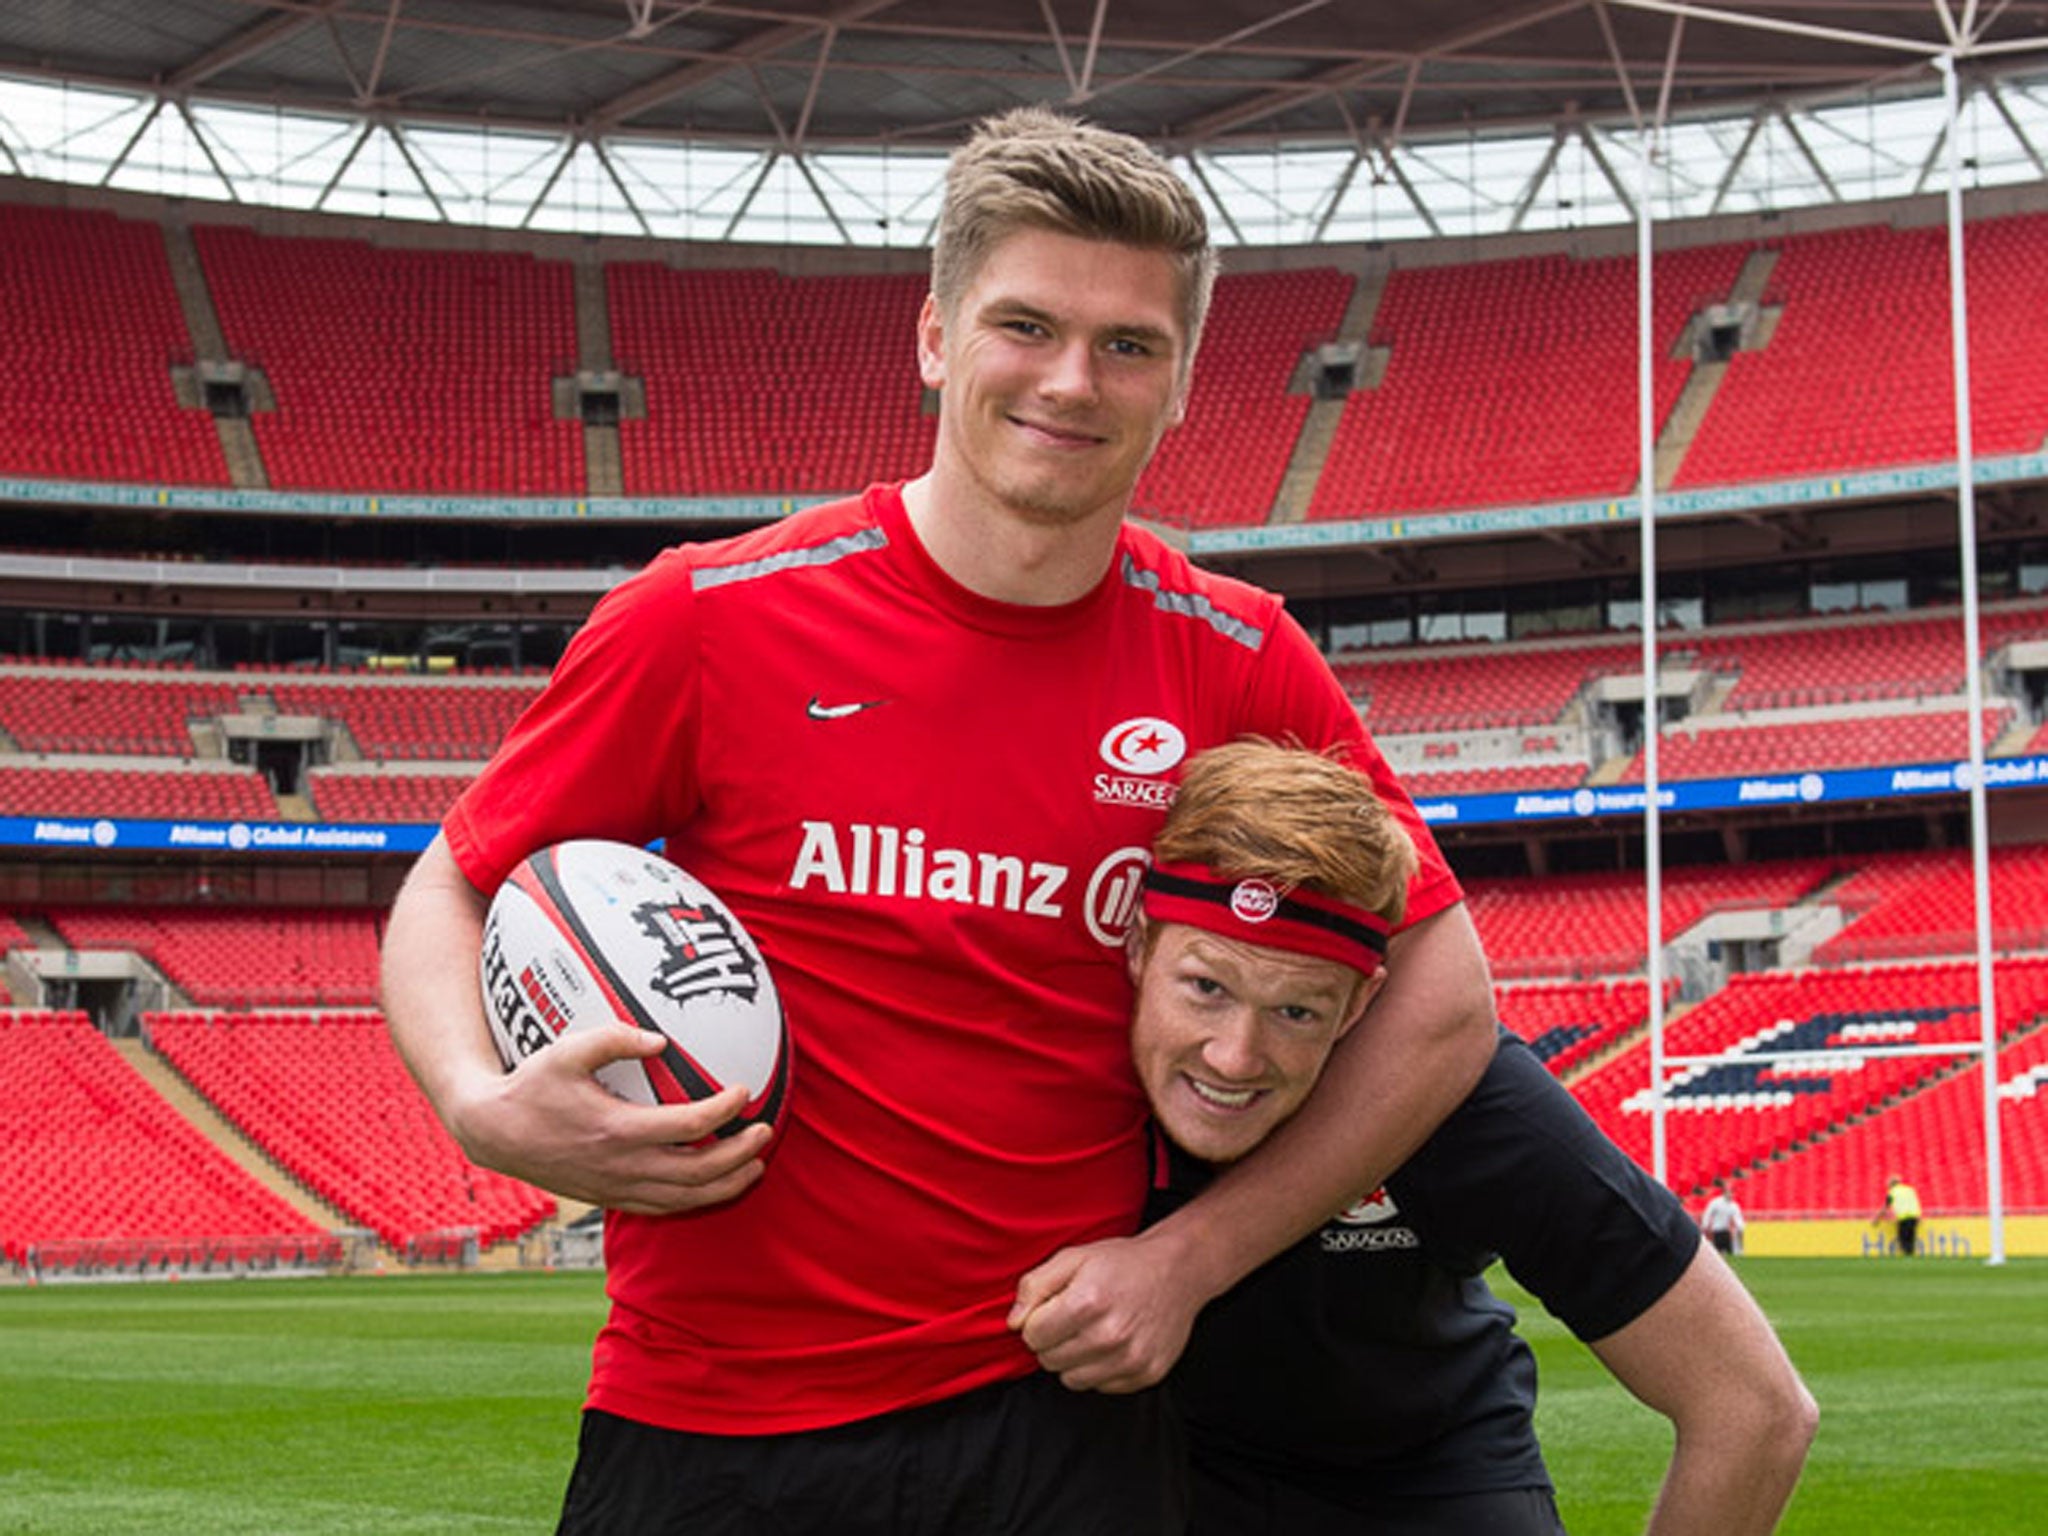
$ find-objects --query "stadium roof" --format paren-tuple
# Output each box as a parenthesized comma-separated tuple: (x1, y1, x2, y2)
(7, 1, 2048, 149)
(4, 3, 2048, 242)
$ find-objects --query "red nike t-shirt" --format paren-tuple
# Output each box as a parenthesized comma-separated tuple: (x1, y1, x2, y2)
(444, 483, 1461, 1433)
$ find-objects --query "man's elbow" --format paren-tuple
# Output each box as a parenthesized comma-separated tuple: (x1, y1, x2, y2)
(1720, 1368, 1818, 1480)
(1775, 1374, 1821, 1468)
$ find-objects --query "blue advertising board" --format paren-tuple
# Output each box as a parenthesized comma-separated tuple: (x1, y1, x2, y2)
(4, 754, 2042, 852)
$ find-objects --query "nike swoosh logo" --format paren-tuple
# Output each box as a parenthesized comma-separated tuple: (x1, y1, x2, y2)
(806, 695, 888, 721)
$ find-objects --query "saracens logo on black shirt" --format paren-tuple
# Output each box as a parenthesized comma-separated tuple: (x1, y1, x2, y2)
(1321, 1186, 1421, 1254)
(633, 898, 763, 1008)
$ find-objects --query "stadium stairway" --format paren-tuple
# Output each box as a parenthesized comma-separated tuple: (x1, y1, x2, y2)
(1270, 263, 1391, 524)
(113, 1035, 353, 1235)
(1651, 247, 1780, 491)
(161, 220, 270, 490)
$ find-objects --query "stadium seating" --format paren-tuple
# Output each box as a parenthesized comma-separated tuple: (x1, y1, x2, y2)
(1406, 762, 1586, 797)
(194, 224, 584, 494)
(0, 1009, 329, 1270)
(1678, 214, 2048, 488)
(1332, 638, 1639, 732)
(0, 764, 275, 820)
(45, 906, 382, 1007)
(1813, 843, 2048, 963)
(0, 670, 244, 754)
(0, 205, 228, 487)
(1133, 267, 1356, 527)
(1570, 956, 2048, 1196)
(1733, 1025, 2048, 1217)
(269, 679, 540, 761)
(148, 1009, 554, 1251)
(1308, 243, 1748, 520)
(1619, 708, 2012, 782)
(610, 265, 935, 496)
(1464, 858, 1837, 980)
(1495, 977, 1656, 1076)
(1688, 616, 1976, 711)
(306, 771, 472, 824)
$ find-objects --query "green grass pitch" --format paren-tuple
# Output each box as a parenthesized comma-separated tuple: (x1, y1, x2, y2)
(2, 1259, 2044, 1533)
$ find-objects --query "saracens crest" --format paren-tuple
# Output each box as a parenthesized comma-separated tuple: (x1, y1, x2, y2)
(633, 897, 763, 1008)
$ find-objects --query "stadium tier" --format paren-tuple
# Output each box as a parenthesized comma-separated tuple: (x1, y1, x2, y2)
(266, 679, 541, 761)
(45, 906, 382, 1007)
(1463, 858, 1838, 980)
(1569, 957, 2048, 1194)
(1732, 1025, 2048, 1217)
(1132, 267, 1356, 527)
(1620, 708, 2015, 782)
(1306, 243, 1749, 521)
(147, 1009, 555, 1251)
(194, 224, 584, 494)
(1332, 638, 1640, 733)
(608, 264, 936, 496)
(1814, 844, 2048, 964)
(1495, 977, 1658, 1076)
(1689, 616, 1979, 711)
(1677, 214, 2048, 488)
(1405, 762, 1589, 796)
(0, 205, 228, 487)
(305, 770, 473, 824)
(6, 203, 2048, 506)
(0, 669, 245, 755)
(0, 764, 275, 820)
(0, 1009, 332, 1270)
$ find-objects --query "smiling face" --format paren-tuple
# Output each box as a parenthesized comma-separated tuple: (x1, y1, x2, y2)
(1129, 919, 1383, 1166)
(917, 225, 1191, 531)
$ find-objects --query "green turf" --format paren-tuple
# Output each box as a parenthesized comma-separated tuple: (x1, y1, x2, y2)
(1505, 1257, 2048, 1535)
(2, 1259, 2044, 1532)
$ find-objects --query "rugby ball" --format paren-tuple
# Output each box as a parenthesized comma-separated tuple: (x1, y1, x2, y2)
(479, 839, 789, 1135)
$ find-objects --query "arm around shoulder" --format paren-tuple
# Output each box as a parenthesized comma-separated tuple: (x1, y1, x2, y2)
(1587, 1239, 1818, 1536)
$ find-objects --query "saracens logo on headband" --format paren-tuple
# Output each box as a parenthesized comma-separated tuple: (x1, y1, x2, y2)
(1229, 879, 1280, 923)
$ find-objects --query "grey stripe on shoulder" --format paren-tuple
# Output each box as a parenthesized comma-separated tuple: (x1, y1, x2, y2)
(1121, 552, 1265, 651)
(691, 525, 889, 592)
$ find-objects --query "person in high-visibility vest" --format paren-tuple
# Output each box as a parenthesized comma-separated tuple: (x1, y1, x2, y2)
(1874, 1176, 1923, 1255)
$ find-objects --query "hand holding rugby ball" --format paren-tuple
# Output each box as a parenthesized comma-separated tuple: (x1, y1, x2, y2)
(479, 839, 789, 1136)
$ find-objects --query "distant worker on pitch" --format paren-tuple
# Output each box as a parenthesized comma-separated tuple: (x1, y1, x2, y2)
(1874, 1175, 1923, 1255)
(381, 106, 1495, 1535)
(1701, 1181, 1746, 1256)
(1055, 739, 1817, 1535)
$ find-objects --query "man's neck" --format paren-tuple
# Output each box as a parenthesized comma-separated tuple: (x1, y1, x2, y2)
(901, 471, 1125, 607)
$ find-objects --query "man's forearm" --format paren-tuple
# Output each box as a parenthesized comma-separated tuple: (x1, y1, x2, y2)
(1149, 903, 1496, 1299)
(380, 834, 499, 1132)
(1643, 1428, 1810, 1536)
(1593, 1244, 1818, 1536)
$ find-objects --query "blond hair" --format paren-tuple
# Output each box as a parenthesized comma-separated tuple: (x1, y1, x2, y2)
(1153, 739, 1417, 929)
(931, 105, 1218, 360)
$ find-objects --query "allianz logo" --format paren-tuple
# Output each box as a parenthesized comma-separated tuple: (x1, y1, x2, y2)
(788, 820, 1148, 946)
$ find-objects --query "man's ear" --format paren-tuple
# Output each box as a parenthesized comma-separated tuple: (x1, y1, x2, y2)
(1334, 968, 1388, 1042)
(916, 292, 947, 389)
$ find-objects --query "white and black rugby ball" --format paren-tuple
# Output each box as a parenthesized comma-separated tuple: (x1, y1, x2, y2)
(479, 839, 789, 1135)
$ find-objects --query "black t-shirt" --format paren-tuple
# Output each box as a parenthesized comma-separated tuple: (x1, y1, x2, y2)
(1148, 1032, 1700, 1503)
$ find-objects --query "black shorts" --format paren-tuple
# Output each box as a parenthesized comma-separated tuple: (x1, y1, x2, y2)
(556, 1371, 1186, 1536)
(1190, 1455, 1565, 1536)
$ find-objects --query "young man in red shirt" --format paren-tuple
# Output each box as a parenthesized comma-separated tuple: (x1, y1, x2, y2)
(381, 107, 1495, 1534)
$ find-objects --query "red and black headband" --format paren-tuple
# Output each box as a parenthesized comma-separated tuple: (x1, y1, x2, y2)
(1141, 860, 1390, 975)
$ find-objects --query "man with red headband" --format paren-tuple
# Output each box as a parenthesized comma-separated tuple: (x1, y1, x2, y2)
(1024, 740, 1818, 1536)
